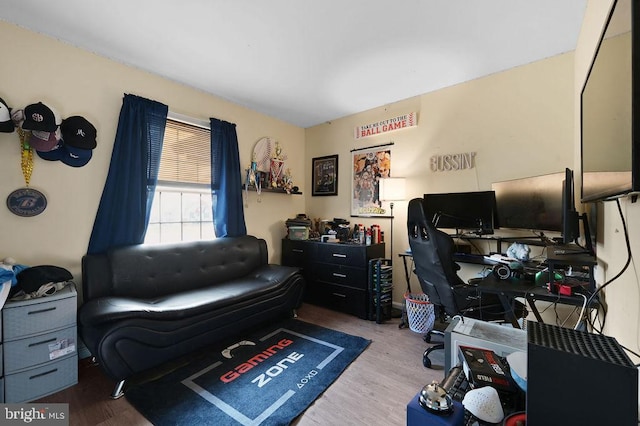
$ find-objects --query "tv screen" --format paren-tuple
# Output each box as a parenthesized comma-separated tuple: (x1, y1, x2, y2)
(581, 0, 640, 201)
(422, 191, 497, 235)
(492, 172, 564, 233)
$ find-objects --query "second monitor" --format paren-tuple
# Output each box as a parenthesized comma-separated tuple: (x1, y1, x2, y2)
(423, 191, 498, 235)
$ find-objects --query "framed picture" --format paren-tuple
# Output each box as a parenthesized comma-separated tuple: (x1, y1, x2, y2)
(351, 146, 392, 217)
(312, 155, 338, 196)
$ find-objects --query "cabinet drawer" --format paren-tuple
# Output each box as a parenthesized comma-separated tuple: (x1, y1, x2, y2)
(315, 244, 367, 266)
(312, 263, 367, 289)
(3, 295, 76, 340)
(5, 355, 78, 403)
(282, 239, 315, 267)
(306, 282, 368, 319)
(4, 326, 77, 373)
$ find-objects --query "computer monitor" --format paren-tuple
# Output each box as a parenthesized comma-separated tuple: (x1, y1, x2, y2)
(422, 191, 498, 235)
(491, 172, 564, 233)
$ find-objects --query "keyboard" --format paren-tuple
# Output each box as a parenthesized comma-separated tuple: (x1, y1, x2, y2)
(440, 364, 470, 402)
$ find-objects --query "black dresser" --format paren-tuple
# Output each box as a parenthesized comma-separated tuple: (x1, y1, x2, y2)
(281, 239, 385, 319)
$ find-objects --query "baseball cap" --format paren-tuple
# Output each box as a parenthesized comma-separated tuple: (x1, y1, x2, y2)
(62, 143, 92, 167)
(10, 109, 24, 128)
(22, 102, 58, 131)
(36, 138, 92, 167)
(0, 97, 14, 133)
(60, 115, 97, 149)
(30, 128, 61, 152)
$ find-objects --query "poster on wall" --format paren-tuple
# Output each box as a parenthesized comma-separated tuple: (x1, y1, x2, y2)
(351, 144, 392, 217)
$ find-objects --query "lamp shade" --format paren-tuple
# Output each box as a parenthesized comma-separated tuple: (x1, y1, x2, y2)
(379, 177, 406, 202)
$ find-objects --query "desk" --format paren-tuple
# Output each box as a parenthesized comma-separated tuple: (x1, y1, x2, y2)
(477, 274, 596, 328)
(399, 251, 597, 329)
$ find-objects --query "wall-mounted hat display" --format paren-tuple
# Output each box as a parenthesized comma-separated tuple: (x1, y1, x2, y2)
(1, 95, 97, 218)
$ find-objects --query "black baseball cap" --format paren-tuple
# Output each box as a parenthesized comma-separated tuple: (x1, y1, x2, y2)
(60, 115, 97, 149)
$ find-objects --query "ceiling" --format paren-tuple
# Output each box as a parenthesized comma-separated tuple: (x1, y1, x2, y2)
(0, 0, 587, 128)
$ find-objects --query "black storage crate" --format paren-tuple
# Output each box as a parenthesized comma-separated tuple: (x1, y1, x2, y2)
(368, 258, 393, 323)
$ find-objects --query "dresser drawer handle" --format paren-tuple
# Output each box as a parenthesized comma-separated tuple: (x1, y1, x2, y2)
(29, 337, 58, 347)
(331, 292, 347, 298)
(332, 253, 347, 258)
(292, 249, 304, 253)
(332, 273, 347, 278)
(29, 368, 58, 380)
(28, 307, 56, 315)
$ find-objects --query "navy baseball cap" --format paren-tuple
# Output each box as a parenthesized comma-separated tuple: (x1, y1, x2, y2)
(62, 143, 92, 167)
(36, 139, 92, 167)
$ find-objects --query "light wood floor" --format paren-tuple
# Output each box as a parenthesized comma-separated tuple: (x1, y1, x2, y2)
(36, 303, 445, 425)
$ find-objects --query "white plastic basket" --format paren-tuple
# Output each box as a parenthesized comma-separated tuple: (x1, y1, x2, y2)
(404, 292, 435, 334)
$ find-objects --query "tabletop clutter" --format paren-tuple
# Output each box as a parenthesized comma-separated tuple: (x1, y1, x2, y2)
(285, 214, 384, 245)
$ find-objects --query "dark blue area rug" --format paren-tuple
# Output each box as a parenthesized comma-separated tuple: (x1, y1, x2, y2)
(125, 319, 371, 425)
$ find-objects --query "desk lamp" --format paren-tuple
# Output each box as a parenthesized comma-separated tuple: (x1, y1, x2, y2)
(378, 177, 406, 263)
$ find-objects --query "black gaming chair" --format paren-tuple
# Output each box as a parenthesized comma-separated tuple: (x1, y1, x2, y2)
(407, 198, 526, 368)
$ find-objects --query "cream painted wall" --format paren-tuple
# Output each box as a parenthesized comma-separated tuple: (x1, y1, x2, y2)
(0, 21, 306, 301)
(575, 0, 640, 362)
(4, 4, 637, 358)
(305, 52, 575, 308)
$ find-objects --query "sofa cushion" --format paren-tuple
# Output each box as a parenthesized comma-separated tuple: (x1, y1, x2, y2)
(79, 264, 300, 326)
(107, 236, 266, 298)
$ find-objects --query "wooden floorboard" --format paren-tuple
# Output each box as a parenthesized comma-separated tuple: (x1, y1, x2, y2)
(35, 303, 444, 425)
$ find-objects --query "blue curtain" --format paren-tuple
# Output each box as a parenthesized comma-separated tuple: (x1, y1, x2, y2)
(210, 117, 247, 237)
(87, 94, 168, 254)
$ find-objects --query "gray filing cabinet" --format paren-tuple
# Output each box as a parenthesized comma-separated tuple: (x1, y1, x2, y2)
(2, 284, 78, 402)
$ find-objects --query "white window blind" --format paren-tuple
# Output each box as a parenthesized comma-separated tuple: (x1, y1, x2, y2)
(158, 119, 211, 185)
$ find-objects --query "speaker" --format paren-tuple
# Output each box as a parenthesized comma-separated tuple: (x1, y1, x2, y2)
(526, 321, 637, 426)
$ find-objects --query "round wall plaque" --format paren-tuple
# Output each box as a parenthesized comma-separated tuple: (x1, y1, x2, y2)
(6, 188, 47, 217)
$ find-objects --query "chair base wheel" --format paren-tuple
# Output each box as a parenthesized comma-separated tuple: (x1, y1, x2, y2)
(423, 354, 432, 368)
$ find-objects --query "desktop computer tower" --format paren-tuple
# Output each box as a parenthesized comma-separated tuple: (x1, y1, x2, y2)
(444, 317, 526, 373)
(527, 321, 637, 426)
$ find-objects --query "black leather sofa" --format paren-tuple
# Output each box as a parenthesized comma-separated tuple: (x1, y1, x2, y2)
(78, 235, 305, 398)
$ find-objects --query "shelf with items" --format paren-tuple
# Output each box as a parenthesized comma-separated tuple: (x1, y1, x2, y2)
(368, 258, 393, 323)
(242, 184, 302, 195)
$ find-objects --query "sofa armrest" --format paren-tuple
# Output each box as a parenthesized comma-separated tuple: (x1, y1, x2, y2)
(82, 253, 113, 301)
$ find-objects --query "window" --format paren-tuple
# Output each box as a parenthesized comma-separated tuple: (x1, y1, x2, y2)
(144, 116, 214, 244)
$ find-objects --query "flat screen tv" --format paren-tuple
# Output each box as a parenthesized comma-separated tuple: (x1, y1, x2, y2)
(581, 0, 640, 202)
(491, 172, 564, 233)
(422, 191, 498, 235)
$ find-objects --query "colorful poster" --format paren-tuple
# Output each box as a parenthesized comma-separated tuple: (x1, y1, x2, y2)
(351, 146, 392, 217)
